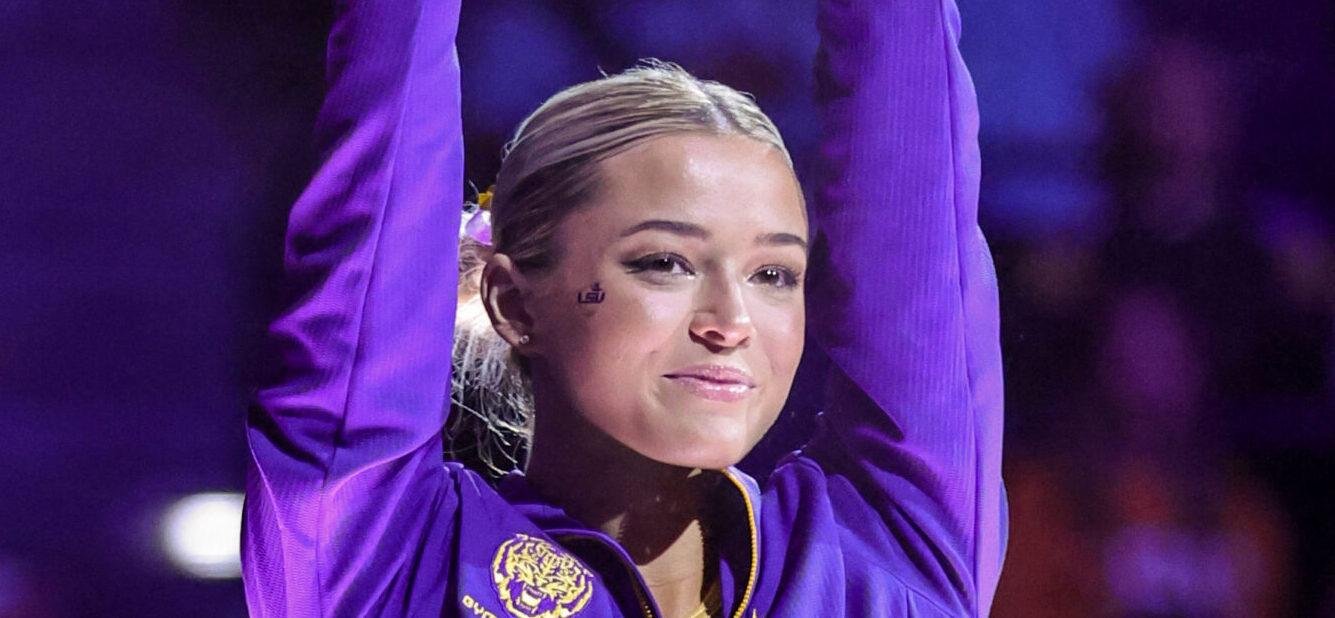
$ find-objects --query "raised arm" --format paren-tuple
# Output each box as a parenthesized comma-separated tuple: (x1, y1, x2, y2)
(241, 1, 463, 615)
(807, 0, 1006, 614)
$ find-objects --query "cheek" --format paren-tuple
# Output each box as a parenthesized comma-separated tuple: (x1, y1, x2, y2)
(541, 281, 692, 399)
(753, 298, 805, 434)
(756, 297, 805, 378)
(742, 297, 801, 443)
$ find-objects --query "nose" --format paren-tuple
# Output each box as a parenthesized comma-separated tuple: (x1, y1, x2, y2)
(689, 276, 754, 349)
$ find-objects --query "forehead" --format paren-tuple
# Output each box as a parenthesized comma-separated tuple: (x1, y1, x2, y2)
(582, 133, 807, 234)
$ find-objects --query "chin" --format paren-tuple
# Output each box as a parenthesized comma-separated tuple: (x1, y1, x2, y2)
(635, 406, 775, 470)
(642, 434, 754, 471)
(675, 452, 745, 471)
(654, 452, 745, 472)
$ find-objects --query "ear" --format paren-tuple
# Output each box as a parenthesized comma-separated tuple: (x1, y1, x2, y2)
(479, 253, 536, 352)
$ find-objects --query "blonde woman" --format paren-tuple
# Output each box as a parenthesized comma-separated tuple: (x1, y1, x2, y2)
(242, 1, 1005, 616)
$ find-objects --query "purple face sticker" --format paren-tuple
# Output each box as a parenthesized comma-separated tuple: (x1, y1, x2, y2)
(576, 283, 605, 304)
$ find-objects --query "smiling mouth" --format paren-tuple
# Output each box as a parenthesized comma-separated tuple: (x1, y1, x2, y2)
(665, 376, 754, 402)
(663, 366, 756, 403)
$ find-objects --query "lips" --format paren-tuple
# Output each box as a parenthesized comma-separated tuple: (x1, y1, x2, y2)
(663, 365, 756, 402)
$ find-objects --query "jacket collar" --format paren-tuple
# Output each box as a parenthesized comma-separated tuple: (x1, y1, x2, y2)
(495, 466, 762, 618)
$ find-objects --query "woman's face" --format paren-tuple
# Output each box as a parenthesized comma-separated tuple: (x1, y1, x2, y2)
(525, 133, 807, 469)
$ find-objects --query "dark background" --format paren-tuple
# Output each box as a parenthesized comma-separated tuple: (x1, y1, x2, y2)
(2, 1, 1332, 616)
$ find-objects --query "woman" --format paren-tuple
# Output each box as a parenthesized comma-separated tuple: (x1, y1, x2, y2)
(242, 0, 1005, 616)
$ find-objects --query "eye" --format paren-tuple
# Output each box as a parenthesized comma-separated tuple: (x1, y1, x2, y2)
(750, 265, 801, 289)
(624, 252, 696, 278)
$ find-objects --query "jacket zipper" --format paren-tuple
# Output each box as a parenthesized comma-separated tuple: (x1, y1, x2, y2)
(721, 470, 759, 618)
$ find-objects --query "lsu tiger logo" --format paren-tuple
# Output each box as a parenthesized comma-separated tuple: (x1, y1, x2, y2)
(491, 533, 594, 618)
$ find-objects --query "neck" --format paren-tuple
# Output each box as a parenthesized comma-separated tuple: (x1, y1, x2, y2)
(524, 398, 719, 617)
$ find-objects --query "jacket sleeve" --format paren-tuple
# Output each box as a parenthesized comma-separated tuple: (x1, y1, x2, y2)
(806, 0, 1007, 614)
(241, 1, 463, 616)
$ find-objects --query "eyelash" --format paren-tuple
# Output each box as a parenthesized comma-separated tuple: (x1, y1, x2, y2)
(624, 252, 803, 289)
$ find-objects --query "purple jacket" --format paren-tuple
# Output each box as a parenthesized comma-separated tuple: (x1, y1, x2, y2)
(241, 0, 1006, 616)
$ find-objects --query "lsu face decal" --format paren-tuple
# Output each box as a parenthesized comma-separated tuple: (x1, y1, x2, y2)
(491, 533, 594, 618)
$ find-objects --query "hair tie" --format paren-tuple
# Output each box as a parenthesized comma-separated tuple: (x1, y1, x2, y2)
(462, 186, 495, 246)
(476, 186, 494, 211)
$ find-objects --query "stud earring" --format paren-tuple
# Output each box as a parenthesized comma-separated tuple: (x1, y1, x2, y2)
(518, 334, 531, 345)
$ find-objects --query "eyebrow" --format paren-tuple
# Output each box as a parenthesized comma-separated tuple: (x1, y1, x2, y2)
(757, 232, 809, 251)
(620, 219, 808, 251)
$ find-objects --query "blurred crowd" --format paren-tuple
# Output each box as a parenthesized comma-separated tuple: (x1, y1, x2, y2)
(986, 2, 1335, 616)
(2, 0, 1331, 616)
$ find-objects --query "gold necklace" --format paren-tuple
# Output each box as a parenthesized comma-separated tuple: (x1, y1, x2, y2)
(684, 576, 723, 618)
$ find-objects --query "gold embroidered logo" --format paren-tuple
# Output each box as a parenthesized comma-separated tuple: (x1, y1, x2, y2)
(491, 533, 594, 618)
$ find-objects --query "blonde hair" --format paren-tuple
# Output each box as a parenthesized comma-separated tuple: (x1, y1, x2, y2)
(449, 60, 793, 477)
